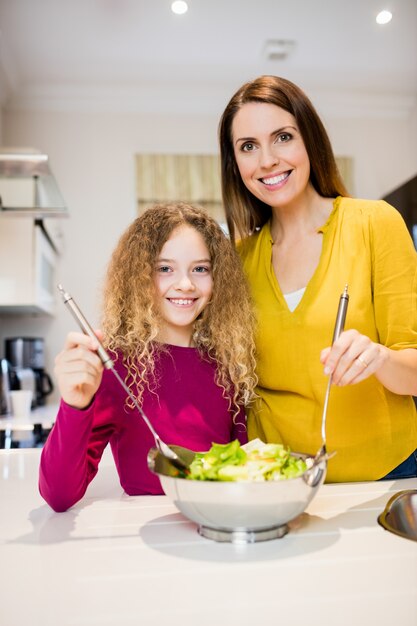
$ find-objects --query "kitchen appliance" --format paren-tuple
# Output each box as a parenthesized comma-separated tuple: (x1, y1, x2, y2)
(0, 358, 12, 414)
(5, 337, 54, 407)
(0, 219, 57, 315)
(6, 336, 45, 369)
(13, 368, 36, 408)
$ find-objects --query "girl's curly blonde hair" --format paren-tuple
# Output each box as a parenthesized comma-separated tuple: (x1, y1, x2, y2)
(101, 202, 257, 415)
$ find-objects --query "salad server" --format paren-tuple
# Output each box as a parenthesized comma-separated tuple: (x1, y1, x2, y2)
(57, 284, 192, 473)
(314, 284, 349, 465)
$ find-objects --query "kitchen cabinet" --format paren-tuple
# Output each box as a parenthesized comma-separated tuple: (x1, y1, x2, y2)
(0, 217, 58, 314)
(41, 215, 65, 254)
(0, 149, 68, 218)
(383, 174, 417, 248)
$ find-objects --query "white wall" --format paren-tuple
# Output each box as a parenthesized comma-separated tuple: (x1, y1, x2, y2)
(325, 107, 417, 198)
(1, 103, 416, 401)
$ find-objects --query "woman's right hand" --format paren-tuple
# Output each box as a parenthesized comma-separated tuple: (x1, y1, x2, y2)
(54, 331, 104, 409)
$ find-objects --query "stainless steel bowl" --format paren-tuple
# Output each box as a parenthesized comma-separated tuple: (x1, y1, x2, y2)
(148, 445, 327, 543)
(378, 489, 417, 542)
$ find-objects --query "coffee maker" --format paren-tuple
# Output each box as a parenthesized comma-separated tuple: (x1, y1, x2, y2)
(0, 358, 12, 414)
(5, 337, 54, 407)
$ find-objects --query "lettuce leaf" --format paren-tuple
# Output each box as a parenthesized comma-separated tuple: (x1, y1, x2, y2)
(187, 440, 307, 482)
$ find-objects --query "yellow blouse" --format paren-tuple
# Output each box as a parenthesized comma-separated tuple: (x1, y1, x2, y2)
(239, 197, 417, 481)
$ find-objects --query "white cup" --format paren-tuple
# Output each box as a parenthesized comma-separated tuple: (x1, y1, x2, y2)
(10, 390, 33, 418)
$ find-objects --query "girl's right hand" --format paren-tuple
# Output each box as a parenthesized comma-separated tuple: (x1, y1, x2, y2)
(54, 331, 105, 409)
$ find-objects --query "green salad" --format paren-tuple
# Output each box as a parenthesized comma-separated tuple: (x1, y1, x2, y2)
(186, 439, 307, 482)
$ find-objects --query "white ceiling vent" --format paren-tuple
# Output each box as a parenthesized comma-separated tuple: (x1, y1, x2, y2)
(263, 39, 296, 61)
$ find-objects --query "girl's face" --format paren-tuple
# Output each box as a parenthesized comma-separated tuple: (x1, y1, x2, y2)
(231, 102, 311, 210)
(154, 224, 213, 347)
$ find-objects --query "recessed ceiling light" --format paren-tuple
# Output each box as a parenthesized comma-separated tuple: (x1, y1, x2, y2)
(171, 1, 188, 15)
(376, 10, 392, 25)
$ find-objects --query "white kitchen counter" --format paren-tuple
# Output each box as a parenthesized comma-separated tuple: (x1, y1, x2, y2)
(1, 447, 416, 626)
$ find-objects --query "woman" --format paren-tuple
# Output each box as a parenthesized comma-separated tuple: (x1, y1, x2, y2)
(219, 75, 417, 482)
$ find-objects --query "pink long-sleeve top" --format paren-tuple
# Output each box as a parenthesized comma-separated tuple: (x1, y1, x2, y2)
(39, 345, 247, 511)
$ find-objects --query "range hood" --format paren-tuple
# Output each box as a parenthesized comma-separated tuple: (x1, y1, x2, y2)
(0, 148, 68, 218)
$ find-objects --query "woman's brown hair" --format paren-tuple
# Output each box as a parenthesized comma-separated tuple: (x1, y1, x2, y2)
(102, 202, 257, 414)
(219, 75, 348, 243)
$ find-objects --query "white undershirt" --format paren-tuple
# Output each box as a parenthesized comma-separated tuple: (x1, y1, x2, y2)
(283, 287, 306, 312)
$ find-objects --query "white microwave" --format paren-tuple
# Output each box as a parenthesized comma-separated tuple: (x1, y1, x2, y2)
(0, 218, 57, 315)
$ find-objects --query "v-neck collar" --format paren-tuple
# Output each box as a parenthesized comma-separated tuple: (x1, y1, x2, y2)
(262, 197, 341, 314)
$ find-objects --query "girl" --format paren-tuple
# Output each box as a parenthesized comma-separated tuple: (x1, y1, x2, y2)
(39, 202, 257, 511)
(219, 75, 417, 482)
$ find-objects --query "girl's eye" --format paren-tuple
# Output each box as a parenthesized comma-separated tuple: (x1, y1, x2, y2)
(241, 142, 256, 152)
(156, 265, 172, 273)
(194, 266, 211, 274)
(276, 132, 292, 143)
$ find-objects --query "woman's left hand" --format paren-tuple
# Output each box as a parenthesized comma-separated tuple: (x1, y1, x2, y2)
(320, 329, 388, 386)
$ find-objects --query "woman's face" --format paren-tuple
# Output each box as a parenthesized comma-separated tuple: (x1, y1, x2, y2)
(153, 224, 213, 346)
(231, 102, 311, 210)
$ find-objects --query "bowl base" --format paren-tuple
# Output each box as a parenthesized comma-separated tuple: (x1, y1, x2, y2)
(198, 523, 289, 543)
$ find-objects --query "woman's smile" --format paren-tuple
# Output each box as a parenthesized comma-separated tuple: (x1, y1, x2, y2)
(260, 170, 291, 189)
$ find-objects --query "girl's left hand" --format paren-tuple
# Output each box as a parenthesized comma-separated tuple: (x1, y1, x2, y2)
(320, 329, 388, 386)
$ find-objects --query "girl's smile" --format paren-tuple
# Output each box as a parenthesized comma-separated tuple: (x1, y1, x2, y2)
(167, 298, 197, 306)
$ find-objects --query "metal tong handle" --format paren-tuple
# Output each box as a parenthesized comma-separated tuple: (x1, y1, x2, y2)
(58, 285, 114, 369)
(57, 284, 187, 468)
(320, 284, 349, 447)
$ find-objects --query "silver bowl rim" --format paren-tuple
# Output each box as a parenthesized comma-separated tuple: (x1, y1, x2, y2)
(148, 446, 327, 488)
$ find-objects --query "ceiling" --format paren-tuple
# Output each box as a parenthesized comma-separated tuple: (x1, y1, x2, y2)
(0, 0, 416, 115)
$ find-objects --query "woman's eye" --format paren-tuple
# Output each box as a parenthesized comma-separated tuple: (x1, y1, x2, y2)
(276, 132, 292, 143)
(241, 142, 256, 152)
